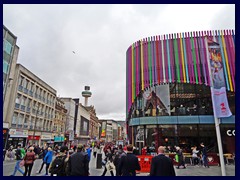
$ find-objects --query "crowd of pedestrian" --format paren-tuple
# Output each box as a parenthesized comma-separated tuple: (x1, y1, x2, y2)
(6, 141, 210, 176)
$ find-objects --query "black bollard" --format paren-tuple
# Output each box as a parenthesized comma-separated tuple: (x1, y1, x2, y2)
(96, 153, 102, 169)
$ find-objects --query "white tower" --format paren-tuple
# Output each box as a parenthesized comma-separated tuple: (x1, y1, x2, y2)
(82, 86, 92, 106)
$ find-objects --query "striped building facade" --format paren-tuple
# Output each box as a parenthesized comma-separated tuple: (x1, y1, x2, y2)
(126, 30, 235, 154)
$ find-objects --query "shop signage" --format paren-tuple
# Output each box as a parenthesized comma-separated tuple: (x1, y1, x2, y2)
(54, 136, 64, 142)
(227, 130, 235, 136)
(28, 136, 40, 140)
(41, 134, 52, 140)
(9, 129, 28, 137)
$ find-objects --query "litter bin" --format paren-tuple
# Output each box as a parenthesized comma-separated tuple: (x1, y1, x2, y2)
(96, 153, 102, 169)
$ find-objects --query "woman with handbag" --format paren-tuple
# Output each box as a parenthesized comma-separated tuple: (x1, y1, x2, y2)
(23, 146, 36, 176)
(101, 147, 114, 176)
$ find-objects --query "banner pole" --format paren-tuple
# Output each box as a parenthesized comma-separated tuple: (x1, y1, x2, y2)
(205, 36, 226, 176)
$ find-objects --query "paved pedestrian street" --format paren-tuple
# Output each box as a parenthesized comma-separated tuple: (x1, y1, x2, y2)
(3, 154, 235, 176)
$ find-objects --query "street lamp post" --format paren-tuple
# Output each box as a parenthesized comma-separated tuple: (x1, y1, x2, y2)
(33, 105, 39, 145)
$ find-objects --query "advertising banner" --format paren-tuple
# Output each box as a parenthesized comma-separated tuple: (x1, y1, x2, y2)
(143, 84, 170, 116)
(207, 39, 232, 118)
(9, 129, 28, 137)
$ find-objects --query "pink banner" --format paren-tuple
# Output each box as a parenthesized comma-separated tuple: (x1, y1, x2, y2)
(212, 87, 232, 117)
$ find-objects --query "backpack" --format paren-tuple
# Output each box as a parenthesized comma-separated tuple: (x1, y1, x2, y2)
(50, 155, 66, 176)
(20, 148, 26, 159)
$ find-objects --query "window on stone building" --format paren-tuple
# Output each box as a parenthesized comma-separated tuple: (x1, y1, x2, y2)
(12, 113, 18, 127)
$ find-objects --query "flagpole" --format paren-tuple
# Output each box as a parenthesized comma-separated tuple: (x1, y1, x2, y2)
(205, 36, 226, 176)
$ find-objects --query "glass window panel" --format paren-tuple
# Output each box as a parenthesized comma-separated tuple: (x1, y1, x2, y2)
(3, 60, 9, 74)
(3, 51, 11, 63)
(21, 96, 26, 106)
(12, 113, 18, 124)
(18, 76, 24, 86)
(25, 79, 29, 89)
(18, 114, 24, 124)
(24, 116, 29, 123)
(4, 40, 13, 55)
(6, 34, 15, 44)
(15, 94, 21, 104)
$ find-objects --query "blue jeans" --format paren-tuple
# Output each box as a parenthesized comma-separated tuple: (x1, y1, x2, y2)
(12, 160, 24, 176)
(202, 155, 209, 167)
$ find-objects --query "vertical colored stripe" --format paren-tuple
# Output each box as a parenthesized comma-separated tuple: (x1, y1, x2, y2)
(136, 42, 139, 96)
(144, 38, 149, 88)
(140, 40, 144, 90)
(199, 31, 207, 85)
(187, 32, 193, 84)
(190, 32, 199, 84)
(153, 36, 157, 85)
(158, 35, 163, 83)
(221, 30, 233, 91)
(182, 32, 189, 83)
(163, 35, 168, 83)
(126, 49, 129, 112)
(194, 31, 202, 84)
(174, 33, 181, 83)
(155, 36, 161, 84)
(218, 30, 230, 91)
(145, 39, 149, 88)
(133, 43, 136, 101)
(161, 35, 166, 83)
(148, 37, 152, 86)
(177, 33, 183, 82)
(229, 30, 235, 67)
(180, 33, 186, 83)
(131, 44, 134, 102)
(138, 41, 141, 92)
(166, 34, 172, 83)
(204, 31, 211, 86)
(151, 37, 155, 85)
(170, 34, 175, 82)
(224, 30, 235, 91)
(232, 30, 235, 46)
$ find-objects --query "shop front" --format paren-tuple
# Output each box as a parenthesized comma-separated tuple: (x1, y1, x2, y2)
(8, 129, 28, 148)
(130, 121, 235, 156)
(41, 133, 53, 147)
(28, 131, 41, 145)
(28, 135, 41, 145)
(54, 136, 64, 147)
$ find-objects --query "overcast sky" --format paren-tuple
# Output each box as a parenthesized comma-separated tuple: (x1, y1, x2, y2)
(3, 4, 235, 120)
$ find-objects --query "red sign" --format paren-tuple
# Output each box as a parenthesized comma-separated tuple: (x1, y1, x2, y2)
(28, 136, 40, 140)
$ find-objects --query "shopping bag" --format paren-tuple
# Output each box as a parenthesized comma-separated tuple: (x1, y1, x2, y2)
(106, 161, 115, 171)
(175, 154, 179, 162)
(19, 160, 25, 167)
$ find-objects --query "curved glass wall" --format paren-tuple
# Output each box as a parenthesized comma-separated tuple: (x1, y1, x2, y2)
(128, 83, 235, 119)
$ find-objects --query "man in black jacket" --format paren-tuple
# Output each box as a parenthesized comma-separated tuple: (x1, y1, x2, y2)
(118, 144, 141, 176)
(36, 145, 48, 173)
(67, 144, 89, 176)
(150, 146, 176, 176)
